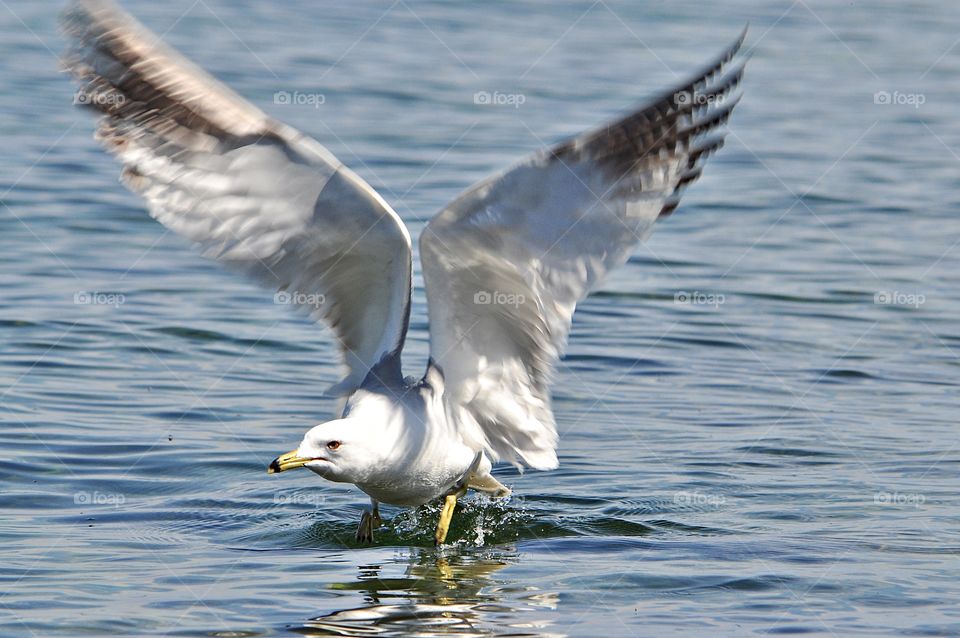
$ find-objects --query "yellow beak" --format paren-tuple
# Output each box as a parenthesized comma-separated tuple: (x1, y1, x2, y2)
(268, 449, 311, 474)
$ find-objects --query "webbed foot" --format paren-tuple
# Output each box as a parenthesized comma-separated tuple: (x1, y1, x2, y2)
(355, 502, 381, 543)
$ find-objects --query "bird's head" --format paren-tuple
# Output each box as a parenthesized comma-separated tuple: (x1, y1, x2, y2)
(267, 418, 373, 484)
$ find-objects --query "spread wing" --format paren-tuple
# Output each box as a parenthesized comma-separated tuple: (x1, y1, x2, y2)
(62, 0, 412, 392)
(421, 31, 747, 469)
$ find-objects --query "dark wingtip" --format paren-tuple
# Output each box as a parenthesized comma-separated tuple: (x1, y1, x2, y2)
(723, 24, 749, 65)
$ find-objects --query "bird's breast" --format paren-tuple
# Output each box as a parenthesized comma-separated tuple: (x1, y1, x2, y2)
(348, 382, 476, 506)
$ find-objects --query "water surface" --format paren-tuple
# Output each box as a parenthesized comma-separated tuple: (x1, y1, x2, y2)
(2, 0, 959, 635)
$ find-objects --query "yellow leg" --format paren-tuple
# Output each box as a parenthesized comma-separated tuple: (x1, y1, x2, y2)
(434, 488, 465, 546)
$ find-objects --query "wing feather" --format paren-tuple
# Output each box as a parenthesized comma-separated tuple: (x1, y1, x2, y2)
(421, 31, 748, 468)
(62, 0, 412, 391)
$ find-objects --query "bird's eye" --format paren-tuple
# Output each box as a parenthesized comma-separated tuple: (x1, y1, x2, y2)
(326, 440, 341, 451)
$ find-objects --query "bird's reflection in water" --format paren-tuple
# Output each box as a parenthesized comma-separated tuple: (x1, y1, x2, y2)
(292, 547, 562, 637)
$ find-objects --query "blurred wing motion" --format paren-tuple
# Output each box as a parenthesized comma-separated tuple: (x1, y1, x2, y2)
(421, 31, 747, 469)
(62, 0, 412, 392)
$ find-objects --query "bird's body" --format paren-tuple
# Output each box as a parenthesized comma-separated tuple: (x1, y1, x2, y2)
(332, 370, 481, 508)
(62, 0, 747, 543)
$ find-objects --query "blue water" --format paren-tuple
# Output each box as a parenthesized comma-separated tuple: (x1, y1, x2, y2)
(2, 0, 959, 635)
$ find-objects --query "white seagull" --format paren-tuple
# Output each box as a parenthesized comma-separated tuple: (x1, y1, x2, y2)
(63, 0, 747, 544)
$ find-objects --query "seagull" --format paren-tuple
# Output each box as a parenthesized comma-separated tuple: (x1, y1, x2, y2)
(62, 0, 747, 544)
